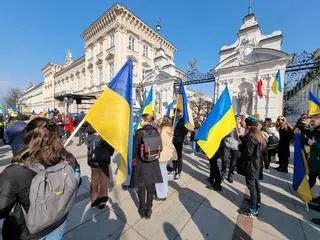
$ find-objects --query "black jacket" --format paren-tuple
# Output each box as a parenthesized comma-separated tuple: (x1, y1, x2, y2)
(238, 133, 263, 180)
(173, 118, 188, 144)
(87, 134, 114, 168)
(133, 125, 163, 187)
(0, 153, 79, 240)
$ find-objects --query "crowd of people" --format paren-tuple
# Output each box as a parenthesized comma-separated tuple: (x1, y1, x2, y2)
(0, 107, 319, 239)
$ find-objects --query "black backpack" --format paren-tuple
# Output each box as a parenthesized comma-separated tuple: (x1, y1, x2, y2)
(140, 128, 162, 162)
(268, 134, 279, 149)
(88, 134, 114, 167)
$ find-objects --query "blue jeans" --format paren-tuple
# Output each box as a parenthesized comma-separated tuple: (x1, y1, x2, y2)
(155, 163, 168, 199)
(41, 219, 67, 240)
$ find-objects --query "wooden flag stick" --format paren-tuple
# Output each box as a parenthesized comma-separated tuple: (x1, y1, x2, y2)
(64, 118, 86, 147)
(306, 202, 309, 212)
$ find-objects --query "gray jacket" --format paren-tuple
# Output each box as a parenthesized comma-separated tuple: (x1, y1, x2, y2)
(224, 128, 240, 150)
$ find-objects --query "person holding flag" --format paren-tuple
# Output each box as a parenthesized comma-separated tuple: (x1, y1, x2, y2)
(82, 59, 134, 186)
(195, 87, 236, 191)
(172, 80, 194, 181)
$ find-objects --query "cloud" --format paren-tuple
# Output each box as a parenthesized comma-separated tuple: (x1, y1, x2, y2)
(0, 80, 27, 99)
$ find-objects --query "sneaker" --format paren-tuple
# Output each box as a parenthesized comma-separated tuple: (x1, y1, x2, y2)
(277, 167, 288, 173)
(174, 173, 181, 181)
(145, 209, 152, 219)
(154, 197, 167, 201)
(168, 171, 175, 176)
(227, 175, 233, 183)
(98, 197, 109, 209)
(311, 218, 320, 226)
(213, 184, 222, 191)
(264, 168, 271, 173)
(248, 208, 259, 217)
(138, 207, 145, 218)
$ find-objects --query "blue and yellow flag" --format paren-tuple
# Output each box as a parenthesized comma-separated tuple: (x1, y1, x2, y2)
(293, 134, 312, 203)
(195, 87, 236, 158)
(272, 69, 282, 94)
(85, 59, 133, 185)
(308, 92, 320, 116)
(176, 80, 194, 131)
(166, 100, 177, 117)
(134, 86, 154, 131)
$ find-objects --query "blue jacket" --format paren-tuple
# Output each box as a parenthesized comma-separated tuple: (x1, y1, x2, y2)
(3, 121, 27, 154)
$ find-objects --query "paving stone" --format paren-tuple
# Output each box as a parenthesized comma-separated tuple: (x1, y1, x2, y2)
(178, 204, 236, 240)
(118, 228, 146, 240)
(64, 207, 129, 240)
(133, 193, 201, 240)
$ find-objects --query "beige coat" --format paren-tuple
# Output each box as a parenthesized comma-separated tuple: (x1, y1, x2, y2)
(159, 126, 177, 163)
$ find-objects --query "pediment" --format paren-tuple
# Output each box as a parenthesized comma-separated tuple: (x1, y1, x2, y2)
(215, 48, 289, 70)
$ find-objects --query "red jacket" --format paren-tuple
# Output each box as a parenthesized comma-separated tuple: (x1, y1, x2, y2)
(64, 116, 74, 132)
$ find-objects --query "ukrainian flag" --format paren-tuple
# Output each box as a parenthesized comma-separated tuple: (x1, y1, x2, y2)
(166, 100, 177, 117)
(272, 69, 282, 94)
(85, 59, 133, 185)
(134, 86, 154, 131)
(176, 80, 194, 131)
(293, 134, 312, 203)
(195, 87, 236, 158)
(308, 92, 320, 116)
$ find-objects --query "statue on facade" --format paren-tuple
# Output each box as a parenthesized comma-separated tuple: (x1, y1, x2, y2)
(238, 88, 250, 114)
(155, 92, 160, 114)
(64, 49, 73, 67)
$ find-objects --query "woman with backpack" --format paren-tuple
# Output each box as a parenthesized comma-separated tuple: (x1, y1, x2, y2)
(0, 117, 80, 240)
(261, 118, 279, 171)
(134, 114, 163, 218)
(155, 116, 176, 200)
(86, 124, 114, 209)
(275, 116, 294, 173)
(238, 116, 266, 217)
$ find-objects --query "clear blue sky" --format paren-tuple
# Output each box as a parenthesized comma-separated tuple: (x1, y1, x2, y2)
(0, 0, 319, 98)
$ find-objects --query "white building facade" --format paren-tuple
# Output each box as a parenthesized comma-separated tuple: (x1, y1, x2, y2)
(214, 14, 291, 121)
(19, 82, 44, 113)
(21, 4, 184, 115)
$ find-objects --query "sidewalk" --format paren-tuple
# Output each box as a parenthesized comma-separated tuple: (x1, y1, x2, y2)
(0, 141, 319, 239)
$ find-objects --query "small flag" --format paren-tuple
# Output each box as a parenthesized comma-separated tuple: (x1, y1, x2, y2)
(257, 79, 263, 97)
(85, 59, 133, 185)
(308, 92, 320, 116)
(176, 80, 194, 131)
(195, 87, 236, 158)
(293, 135, 312, 203)
(134, 86, 155, 131)
(166, 100, 177, 117)
(272, 69, 282, 94)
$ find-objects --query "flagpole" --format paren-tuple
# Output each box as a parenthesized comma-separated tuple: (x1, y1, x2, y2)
(306, 202, 309, 212)
(64, 118, 86, 147)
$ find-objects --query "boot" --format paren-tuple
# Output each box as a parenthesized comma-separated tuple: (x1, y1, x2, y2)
(227, 174, 234, 183)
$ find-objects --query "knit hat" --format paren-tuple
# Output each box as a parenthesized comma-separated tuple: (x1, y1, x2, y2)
(245, 115, 260, 127)
(253, 112, 261, 120)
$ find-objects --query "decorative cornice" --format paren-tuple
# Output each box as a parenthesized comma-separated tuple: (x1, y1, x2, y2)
(54, 56, 85, 78)
(81, 3, 176, 52)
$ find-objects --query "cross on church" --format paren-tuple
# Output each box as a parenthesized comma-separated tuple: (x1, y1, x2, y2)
(248, 0, 252, 14)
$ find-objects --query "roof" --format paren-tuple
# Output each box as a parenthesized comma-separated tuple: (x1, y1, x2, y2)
(81, 3, 176, 51)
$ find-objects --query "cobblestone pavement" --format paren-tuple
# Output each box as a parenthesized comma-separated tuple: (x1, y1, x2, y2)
(0, 140, 319, 239)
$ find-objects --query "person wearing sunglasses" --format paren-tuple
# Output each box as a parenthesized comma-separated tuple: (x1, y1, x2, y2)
(275, 116, 294, 173)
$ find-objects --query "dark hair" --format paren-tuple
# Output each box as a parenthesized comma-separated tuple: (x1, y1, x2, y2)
(86, 123, 96, 135)
(265, 118, 272, 122)
(141, 114, 154, 123)
(17, 114, 30, 121)
(14, 118, 68, 166)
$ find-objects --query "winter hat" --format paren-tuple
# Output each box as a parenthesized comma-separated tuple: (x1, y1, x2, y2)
(245, 115, 260, 127)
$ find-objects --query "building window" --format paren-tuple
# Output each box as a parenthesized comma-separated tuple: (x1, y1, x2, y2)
(99, 41, 103, 53)
(143, 45, 149, 58)
(90, 71, 93, 86)
(142, 69, 146, 80)
(110, 34, 114, 48)
(109, 63, 114, 81)
(98, 67, 103, 84)
(129, 35, 135, 51)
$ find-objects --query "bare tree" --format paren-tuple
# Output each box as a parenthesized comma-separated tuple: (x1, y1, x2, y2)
(189, 96, 212, 122)
(6, 87, 23, 106)
(187, 59, 198, 73)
